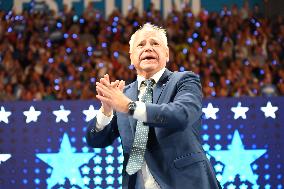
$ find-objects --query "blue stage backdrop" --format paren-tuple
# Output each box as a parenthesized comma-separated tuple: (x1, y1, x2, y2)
(0, 97, 283, 189)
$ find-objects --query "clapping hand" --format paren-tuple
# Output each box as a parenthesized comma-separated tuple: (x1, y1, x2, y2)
(96, 74, 131, 114)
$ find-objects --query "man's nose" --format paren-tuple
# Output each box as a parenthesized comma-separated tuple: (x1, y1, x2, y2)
(144, 43, 153, 52)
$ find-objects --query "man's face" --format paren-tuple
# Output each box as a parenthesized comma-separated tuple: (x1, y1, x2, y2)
(130, 30, 169, 78)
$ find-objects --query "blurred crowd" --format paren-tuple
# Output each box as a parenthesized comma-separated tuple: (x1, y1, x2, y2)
(0, 2, 283, 101)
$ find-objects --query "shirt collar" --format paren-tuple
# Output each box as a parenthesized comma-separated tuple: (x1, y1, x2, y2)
(137, 68, 166, 89)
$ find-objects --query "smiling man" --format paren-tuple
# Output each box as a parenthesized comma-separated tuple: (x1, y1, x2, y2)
(86, 23, 220, 189)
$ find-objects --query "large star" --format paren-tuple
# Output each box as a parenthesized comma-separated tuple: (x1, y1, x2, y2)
(53, 105, 71, 123)
(208, 130, 266, 186)
(231, 102, 249, 119)
(0, 106, 12, 124)
(260, 101, 278, 119)
(82, 105, 98, 122)
(0, 154, 11, 165)
(36, 133, 94, 189)
(202, 103, 219, 119)
(23, 106, 41, 123)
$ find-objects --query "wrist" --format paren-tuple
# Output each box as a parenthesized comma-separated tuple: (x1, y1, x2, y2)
(101, 107, 112, 117)
(127, 101, 136, 115)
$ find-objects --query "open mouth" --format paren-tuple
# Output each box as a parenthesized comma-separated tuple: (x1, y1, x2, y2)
(141, 55, 157, 61)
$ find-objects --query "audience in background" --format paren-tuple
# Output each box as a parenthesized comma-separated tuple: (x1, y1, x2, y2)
(0, 3, 283, 101)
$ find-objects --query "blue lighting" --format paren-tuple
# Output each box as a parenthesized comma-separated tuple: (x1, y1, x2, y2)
(112, 27, 117, 33)
(202, 124, 208, 130)
(193, 33, 198, 39)
(66, 48, 71, 53)
(54, 79, 59, 84)
(63, 33, 69, 39)
(173, 16, 178, 22)
(78, 66, 84, 72)
(48, 58, 54, 64)
(179, 66, 185, 72)
(56, 22, 62, 28)
(207, 49, 213, 55)
(255, 22, 260, 27)
(260, 69, 265, 75)
(90, 77, 96, 83)
(72, 34, 78, 39)
(113, 16, 119, 22)
(98, 63, 104, 68)
(79, 18, 85, 24)
(87, 46, 92, 52)
(214, 134, 221, 140)
(66, 89, 72, 94)
(182, 48, 188, 54)
(265, 174, 270, 180)
(128, 65, 134, 70)
(112, 22, 117, 27)
(47, 41, 52, 48)
(187, 13, 192, 17)
(113, 51, 119, 58)
(34, 178, 40, 185)
(187, 37, 193, 44)
(215, 27, 221, 33)
(195, 22, 201, 27)
(102, 42, 107, 48)
(7, 27, 12, 33)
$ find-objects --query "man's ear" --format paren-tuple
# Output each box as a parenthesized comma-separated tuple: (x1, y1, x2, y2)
(130, 53, 133, 64)
(166, 47, 170, 62)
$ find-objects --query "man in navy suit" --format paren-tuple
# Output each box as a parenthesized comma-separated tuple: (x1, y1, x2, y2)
(86, 23, 220, 189)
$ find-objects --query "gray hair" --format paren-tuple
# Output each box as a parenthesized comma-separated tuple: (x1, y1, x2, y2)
(129, 23, 168, 53)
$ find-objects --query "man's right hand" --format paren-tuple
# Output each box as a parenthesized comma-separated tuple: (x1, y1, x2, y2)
(96, 74, 125, 116)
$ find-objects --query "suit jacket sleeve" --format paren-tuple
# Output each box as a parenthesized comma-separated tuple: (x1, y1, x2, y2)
(86, 113, 119, 148)
(145, 71, 202, 129)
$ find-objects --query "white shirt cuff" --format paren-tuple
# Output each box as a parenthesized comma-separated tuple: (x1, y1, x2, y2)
(96, 109, 113, 131)
(133, 101, 147, 122)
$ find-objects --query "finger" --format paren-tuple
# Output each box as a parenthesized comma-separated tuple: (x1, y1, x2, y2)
(104, 74, 110, 82)
(118, 80, 125, 91)
(96, 82, 110, 91)
(110, 80, 120, 87)
(96, 94, 112, 104)
(96, 85, 112, 97)
(100, 78, 112, 87)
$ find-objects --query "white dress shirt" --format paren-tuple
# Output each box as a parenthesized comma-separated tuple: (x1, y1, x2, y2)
(96, 68, 165, 189)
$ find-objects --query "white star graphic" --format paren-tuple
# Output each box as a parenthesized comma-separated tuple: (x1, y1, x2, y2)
(23, 106, 41, 123)
(202, 103, 219, 119)
(231, 102, 249, 119)
(82, 105, 98, 122)
(53, 105, 71, 123)
(0, 106, 12, 124)
(0, 154, 11, 165)
(260, 101, 278, 119)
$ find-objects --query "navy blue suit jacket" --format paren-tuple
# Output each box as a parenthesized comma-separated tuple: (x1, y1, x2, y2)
(86, 69, 220, 189)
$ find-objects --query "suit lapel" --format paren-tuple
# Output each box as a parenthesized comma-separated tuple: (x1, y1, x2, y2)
(124, 69, 172, 136)
(153, 69, 173, 104)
